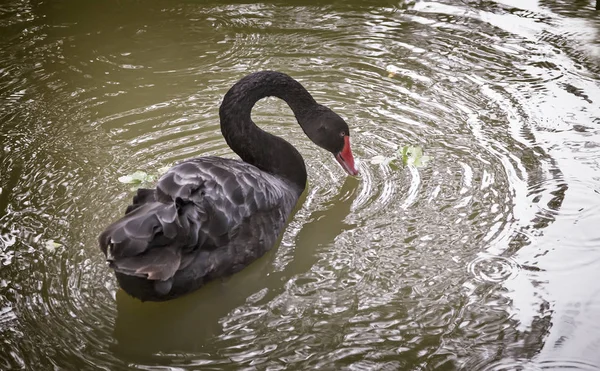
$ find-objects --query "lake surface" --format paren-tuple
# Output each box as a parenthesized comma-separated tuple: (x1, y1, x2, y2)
(1, 0, 600, 369)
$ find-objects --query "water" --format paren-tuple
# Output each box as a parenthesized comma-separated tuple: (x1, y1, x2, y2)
(1, 0, 599, 369)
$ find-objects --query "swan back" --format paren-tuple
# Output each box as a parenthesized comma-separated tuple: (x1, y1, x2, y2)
(99, 157, 301, 300)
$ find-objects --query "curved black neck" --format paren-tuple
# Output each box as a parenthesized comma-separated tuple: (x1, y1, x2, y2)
(219, 71, 318, 191)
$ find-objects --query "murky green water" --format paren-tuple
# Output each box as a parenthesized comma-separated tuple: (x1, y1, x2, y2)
(1, 0, 600, 369)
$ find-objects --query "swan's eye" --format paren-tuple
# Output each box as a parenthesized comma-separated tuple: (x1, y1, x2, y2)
(340, 131, 346, 137)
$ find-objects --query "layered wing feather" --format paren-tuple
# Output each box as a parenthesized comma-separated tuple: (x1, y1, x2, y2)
(99, 157, 300, 288)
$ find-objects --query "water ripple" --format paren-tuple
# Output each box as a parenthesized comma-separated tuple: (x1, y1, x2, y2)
(468, 254, 521, 283)
(479, 359, 600, 371)
(1, 0, 599, 369)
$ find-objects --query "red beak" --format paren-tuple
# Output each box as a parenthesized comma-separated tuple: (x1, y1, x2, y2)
(335, 136, 359, 176)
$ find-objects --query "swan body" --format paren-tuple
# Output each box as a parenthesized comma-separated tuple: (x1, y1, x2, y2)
(99, 71, 357, 301)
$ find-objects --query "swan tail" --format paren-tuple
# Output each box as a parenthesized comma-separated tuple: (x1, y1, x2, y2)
(98, 198, 202, 281)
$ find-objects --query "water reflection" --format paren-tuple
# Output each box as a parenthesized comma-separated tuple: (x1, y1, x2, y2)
(1, 0, 600, 369)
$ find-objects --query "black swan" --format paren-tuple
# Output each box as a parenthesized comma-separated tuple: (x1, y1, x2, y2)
(99, 71, 358, 301)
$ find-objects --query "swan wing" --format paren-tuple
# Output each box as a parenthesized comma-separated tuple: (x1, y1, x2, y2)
(99, 157, 299, 282)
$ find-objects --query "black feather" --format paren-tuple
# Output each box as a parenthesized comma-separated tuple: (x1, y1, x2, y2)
(99, 157, 301, 301)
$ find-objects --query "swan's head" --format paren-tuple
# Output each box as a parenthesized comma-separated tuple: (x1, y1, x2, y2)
(304, 106, 359, 176)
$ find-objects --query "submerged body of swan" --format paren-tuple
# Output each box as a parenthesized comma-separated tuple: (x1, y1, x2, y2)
(99, 71, 358, 301)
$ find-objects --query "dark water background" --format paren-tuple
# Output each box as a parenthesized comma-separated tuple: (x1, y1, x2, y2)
(1, 0, 600, 369)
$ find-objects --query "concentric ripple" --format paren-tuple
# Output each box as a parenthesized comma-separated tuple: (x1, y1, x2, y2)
(1, 0, 600, 369)
(468, 254, 521, 283)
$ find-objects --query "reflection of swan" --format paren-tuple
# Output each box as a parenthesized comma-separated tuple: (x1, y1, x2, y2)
(99, 71, 359, 302)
